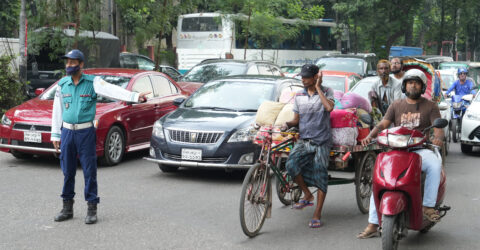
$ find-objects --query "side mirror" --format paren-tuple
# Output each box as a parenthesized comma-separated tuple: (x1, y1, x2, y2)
(359, 113, 373, 125)
(173, 97, 185, 106)
(34, 88, 45, 96)
(432, 118, 448, 129)
(438, 102, 448, 111)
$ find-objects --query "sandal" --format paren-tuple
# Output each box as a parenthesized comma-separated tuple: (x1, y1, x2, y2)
(293, 199, 314, 209)
(309, 219, 323, 228)
(423, 207, 440, 222)
(356, 227, 380, 239)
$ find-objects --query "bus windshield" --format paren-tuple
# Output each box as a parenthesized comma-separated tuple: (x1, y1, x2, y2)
(181, 17, 222, 32)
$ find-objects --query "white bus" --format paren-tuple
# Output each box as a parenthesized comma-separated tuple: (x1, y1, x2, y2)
(176, 13, 347, 73)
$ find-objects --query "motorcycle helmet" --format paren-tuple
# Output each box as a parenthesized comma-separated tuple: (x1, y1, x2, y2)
(457, 67, 468, 75)
(401, 69, 427, 94)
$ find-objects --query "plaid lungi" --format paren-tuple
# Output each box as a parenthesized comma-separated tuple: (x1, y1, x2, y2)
(286, 139, 329, 193)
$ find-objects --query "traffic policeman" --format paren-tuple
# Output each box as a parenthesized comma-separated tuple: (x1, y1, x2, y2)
(51, 49, 149, 224)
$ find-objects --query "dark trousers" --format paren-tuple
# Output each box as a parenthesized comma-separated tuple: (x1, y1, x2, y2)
(60, 126, 99, 204)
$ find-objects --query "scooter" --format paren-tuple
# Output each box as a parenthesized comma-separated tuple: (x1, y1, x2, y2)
(450, 94, 473, 142)
(372, 118, 450, 250)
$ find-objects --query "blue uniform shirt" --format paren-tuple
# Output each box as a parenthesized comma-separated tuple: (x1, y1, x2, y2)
(58, 74, 98, 124)
(446, 79, 475, 96)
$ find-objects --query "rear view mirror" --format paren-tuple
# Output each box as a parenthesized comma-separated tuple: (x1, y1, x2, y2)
(462, 94, 473, 102)
(173, 97, 185, 106)
(433, 118, 448, 129)
(367, 70, 377, 76)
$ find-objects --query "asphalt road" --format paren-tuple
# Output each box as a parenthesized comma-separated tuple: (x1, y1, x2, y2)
(1, 143, 479, 250)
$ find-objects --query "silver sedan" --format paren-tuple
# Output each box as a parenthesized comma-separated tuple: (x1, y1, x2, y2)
(460, 93, 480, 153)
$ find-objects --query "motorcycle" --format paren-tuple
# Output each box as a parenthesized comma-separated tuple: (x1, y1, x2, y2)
(450, 94, 473, 142)
(372, 118, 450, 250)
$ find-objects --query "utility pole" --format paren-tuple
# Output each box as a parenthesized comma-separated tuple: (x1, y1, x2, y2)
(19, 0, 27, 85)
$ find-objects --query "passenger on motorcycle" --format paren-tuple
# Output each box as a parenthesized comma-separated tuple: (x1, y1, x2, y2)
(357, 69, 445, 239)
(445, 68, 476, 97)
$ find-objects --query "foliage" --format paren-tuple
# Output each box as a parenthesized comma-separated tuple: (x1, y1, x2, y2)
(0, 55, 25, 116)
(0, 0, 20, 38)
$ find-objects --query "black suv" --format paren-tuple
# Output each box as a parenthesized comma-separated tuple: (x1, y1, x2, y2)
(315, 53, 378, 78)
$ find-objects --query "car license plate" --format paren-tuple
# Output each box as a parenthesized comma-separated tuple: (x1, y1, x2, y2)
(24, 131, 42, 143)
(181, 148, 202, 161)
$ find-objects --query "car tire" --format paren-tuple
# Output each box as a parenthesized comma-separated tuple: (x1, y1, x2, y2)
(11, 150, 33, 159)
(158, 164, 179, 172)
(461, 143, 473, 154)
(99, 126, 125, 166)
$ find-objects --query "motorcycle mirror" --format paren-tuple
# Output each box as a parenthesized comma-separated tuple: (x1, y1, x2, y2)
(359, 113, 373, 125)
(432, 118, 448, 129)
(462, 94, 473, 102)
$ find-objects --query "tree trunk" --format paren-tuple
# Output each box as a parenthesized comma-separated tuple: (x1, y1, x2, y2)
(437, 0, 445, 55)
(19, 0, 27, 85)
(244, 8, 252, 60)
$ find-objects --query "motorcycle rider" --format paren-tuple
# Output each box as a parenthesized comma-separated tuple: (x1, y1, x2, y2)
(357, 69, 445, 239)
(445, 68, 476, 97)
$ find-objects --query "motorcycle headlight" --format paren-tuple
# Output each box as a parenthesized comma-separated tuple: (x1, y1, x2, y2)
(452, 102, 462, 109)
(377, 134, 424, 148)
(152, 120, 165, 139)
(1, 114, 12, 126)
(228, 126, 257, 143)
(465, 110, 480, 121)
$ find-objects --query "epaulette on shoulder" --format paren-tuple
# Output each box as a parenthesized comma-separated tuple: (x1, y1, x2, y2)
(57, 76, 70, 87)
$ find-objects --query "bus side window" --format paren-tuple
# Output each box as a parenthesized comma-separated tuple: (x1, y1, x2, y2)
(258, 65, 272, 75)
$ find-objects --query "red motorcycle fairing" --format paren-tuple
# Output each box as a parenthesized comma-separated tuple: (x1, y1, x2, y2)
(373, 150, 424, 230)
(379, 191, 407, 215)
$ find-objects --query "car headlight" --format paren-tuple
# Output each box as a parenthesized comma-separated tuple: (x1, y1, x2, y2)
(452, 102, 462, 109)
(465, 110, 480, 121)
(1, 114, 12, 126)
(228, 126, 257, 143)
(152, 120, 165, 139)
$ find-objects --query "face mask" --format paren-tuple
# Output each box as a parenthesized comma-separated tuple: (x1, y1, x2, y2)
(66, 65, 80, 75)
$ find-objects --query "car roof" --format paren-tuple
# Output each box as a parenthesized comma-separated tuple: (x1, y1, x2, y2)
(198, 58, 278, 66)
(321, 53, 376, 59)
(212, 74, 295, 82)
(322, 70, 361, 77)
(83, 68, 148, 77)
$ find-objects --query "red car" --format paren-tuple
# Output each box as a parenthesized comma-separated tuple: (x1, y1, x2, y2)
(0, 68, 187, 166)
(321, 70, 362, 93)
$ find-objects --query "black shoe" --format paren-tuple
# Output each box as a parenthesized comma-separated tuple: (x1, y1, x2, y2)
(85, 203, 97, 224)
(54, 199, 74, 222)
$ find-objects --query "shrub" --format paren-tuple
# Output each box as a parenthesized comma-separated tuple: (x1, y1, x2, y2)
(0, 55, 25, 116)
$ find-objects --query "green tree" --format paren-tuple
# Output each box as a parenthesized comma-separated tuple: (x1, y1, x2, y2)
(0, 55, 24, 115)
(0, 0, 20, 38)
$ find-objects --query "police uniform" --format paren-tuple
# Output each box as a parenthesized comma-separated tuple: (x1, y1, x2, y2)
(51, 53, 142, 223)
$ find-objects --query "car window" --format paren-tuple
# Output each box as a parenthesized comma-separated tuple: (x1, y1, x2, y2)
(150, 75, 173, 97)
(184, 81, 275, 110)
(258, 65, 272, 75)
(349, 78, 378, 100)
(322, 76, 346, 92)
(182, 63, 247, 83)
(120, 55, 137, 69)
(349, 75, 360, 90)
(162, 67, 181, 80)
(246, 65, 259, 74)
(269, 66, 282, 76)
(137, 56, 155, 71)
(132, 76, 154, 99)
(316, 58, 365, 76)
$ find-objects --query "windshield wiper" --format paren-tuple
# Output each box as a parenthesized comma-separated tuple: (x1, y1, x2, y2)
(191, 106, 240, 112)
(236, 109, 257, 112)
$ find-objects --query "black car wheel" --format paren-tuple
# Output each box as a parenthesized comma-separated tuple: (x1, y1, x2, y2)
(99, 126, 125, 166)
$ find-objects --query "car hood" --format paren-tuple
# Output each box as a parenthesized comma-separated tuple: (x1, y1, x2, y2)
(467, 102, 480, 113)
(5, 98, 121, 125)
(162, 107, 256, 131)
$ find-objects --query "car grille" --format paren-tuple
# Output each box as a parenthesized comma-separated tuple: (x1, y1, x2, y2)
(168, 129, 223, 144)
(163, 153, 228, 163)
(13, 123, 51, 132)
(11, 140, 55, 149)
(468, 126, 480, 140)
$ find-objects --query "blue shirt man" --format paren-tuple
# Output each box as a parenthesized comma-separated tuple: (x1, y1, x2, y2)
(446, 68, 476, 97)
(51, 49, 149, 224)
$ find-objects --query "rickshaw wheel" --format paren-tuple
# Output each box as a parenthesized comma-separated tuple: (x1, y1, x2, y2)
(275, 158, 301, 205)
(240, 163, 270, 237)
(355, 151, 376, 214)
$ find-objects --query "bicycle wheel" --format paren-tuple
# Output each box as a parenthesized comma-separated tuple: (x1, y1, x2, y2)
(275, 158, 301, 206)
(355, 151, 376, 214)
(240, 163, 271, 237)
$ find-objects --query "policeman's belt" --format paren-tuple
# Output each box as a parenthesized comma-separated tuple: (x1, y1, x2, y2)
(62, 121, 93, 130)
